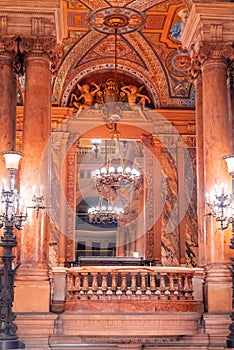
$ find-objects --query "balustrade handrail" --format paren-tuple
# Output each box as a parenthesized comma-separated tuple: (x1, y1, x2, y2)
(64, 266, 204, 274)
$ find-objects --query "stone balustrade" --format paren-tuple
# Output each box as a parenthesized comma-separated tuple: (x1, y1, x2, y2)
(66, 266, 196, 301)
(51, 266, 204, 313)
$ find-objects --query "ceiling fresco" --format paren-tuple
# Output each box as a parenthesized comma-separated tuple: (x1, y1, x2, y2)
(50, 0, 194, 110)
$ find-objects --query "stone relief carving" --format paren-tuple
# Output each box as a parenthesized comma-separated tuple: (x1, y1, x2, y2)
(69, 78, 153, 115)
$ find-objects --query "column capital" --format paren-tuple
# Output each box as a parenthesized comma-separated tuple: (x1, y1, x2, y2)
(188, 42, 233, 78)
(0, 36, 16, 57)
(21, 36, 61, 74)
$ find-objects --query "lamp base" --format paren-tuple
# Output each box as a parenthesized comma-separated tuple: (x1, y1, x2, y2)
(227, 338, 234, 348)
(0, 340, 25, 349)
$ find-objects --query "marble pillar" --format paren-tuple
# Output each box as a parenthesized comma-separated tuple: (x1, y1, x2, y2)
(202, 56, 232, 312)
(194, 73, 206, 266)
(14, 51, 51, 312)
(202, 57, 232, 263)
(50, 131, 70, 266)
(0, 51, 15, 180)
(181, 3, 234, 313)
(66, 141, 77, 261)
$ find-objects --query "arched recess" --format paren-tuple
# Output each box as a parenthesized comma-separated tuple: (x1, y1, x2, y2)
(52, 28, 171, 107)
(49, 113, 198, 268)
(60, 60, 160, 109)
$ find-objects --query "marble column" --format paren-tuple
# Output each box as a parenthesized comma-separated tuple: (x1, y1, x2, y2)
(201, 53, 232, 312)
(14, 49, 52, 312)
(194, 72, 206, 267)
(50, 131, 70, 266)
(181, 2, 234, 312)
(202, 55, 232, 263)
(0, 51, 15, 180)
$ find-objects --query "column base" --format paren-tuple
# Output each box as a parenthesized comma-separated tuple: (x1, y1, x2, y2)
(13, 265, 50, 312)
(205, 262, 232, 312)
(226, 338, 234, 348)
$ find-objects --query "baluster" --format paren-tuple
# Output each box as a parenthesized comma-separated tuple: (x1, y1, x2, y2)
(101, 273, 108, 292)
(177, 274, 183, 298)
(159, 274, 167, 299)
(74, 273, 81, 291)
(111, 272, 117, 293)
(67, 273, 74, 292)
(155, 273, 161, 298)
(173, 273, 179, 297)
(82, 272, 89, 293)
(131, 272, 137, 293)
(169, 273, 177, 299)
(121, 273, 127, 293)
(140, 272, 147, 293)
(92, 272, 98, 292)
(116, 287, 122, 299)
(184, 274, 193, 299)
(150, 272, 156, 292)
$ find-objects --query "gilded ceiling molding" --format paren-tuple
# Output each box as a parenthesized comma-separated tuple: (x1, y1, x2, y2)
(73, 0, 109, 10)
(52, 30, 105, 103)
(60, 61, 160, 108)
(127, 0, 170, 12)
(125, 31, 170, 106)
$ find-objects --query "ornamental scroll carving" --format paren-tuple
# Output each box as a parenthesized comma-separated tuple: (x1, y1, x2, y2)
(0, 35, 59, 75)
(188, 42, 234, 81)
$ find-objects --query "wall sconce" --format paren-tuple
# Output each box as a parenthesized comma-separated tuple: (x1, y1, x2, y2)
(206, 154, 234, 348)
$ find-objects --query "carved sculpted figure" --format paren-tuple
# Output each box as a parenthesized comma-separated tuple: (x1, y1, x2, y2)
(121, 84, 151, 120)
(71, 82, 100, 115)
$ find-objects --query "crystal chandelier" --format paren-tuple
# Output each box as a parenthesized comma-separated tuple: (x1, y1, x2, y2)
(88, 197, 124, 224)
(92, 163, 141, 190)
(91, 125, 141, 191)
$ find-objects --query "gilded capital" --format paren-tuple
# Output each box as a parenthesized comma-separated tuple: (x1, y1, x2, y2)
(187, 42, 234, 80)
(20, 36, 61, 74)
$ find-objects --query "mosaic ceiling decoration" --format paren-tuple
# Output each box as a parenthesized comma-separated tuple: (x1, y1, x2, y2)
(50, 0, 194, 110)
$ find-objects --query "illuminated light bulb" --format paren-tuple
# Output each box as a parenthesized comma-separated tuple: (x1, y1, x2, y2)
(125, 167, 131, 174)
(117, 166, 123, 173)
(100, 167, 107, 174)
(109, 167, 115, 174)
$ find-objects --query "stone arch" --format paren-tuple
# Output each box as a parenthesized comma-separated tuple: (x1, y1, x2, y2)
(60, 61, 160, 108)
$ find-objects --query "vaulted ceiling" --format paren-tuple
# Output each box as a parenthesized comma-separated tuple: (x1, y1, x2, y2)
(51, 0, 194, 110)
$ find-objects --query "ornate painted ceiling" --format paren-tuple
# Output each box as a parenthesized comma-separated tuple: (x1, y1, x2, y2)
(51, 0, 194, 110)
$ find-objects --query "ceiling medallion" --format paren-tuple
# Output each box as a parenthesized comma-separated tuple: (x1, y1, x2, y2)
(89, 7, 145, 34)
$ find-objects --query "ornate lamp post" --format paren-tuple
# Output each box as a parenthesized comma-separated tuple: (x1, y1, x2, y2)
(0, 151, 25, 349)
(0, 151, 47, 349)
(206, 155, 234, 348)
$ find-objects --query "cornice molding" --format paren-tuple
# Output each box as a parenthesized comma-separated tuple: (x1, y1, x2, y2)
(0, 0, 63, 44)
(181, 3, 234, 51)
